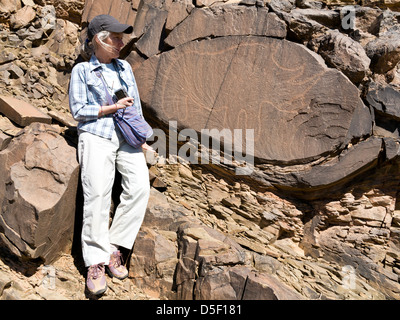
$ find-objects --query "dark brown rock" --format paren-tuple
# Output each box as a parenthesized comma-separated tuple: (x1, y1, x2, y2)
(366, 82, 400, 120)
(45, 19, 80, 57)
(136, 35, 372, 165)
(280, 8, 327, 43)
(317, 29, 371, 84)
(295, 137, 383, 188)
(3, 0, 400, 302)
(141, 188, 189, 230)
(164, 6, 287, 48)
(134, 8, 168, 58)
(365, 32, 400, 74)
(0, 0, 21, 14)
(80, 0, 137, 46)
(365, 82, 400, 140)
(194, 267, 238, 299)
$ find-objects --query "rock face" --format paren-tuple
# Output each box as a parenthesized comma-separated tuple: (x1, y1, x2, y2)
(131, 160, 400, 300)
(2, 0, 400, 301)
(137, 35, 372, 165)
(128, 1, 388, 194)
(130, 188, 305, 300)
(0, 0, 82, 127)
(0, 123, 79, 263)
(106, 0, 400, 300)
(164, 7, 287, 48)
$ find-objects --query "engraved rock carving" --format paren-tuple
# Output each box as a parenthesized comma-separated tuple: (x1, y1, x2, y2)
(140, 36, 372, 165)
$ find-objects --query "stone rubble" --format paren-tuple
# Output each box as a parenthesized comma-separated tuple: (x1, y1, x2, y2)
(132, 159, 396, 300)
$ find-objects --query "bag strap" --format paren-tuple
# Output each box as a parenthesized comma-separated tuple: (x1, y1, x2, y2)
(112, 60, 123, 86)
(112, 60, 133, 118)
(95, 70, 114, 106)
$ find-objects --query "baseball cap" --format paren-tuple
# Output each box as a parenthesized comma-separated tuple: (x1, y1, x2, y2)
(87, 14, 133, 41)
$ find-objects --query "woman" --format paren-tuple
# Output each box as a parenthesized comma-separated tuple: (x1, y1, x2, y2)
(69, 14, 150, 295)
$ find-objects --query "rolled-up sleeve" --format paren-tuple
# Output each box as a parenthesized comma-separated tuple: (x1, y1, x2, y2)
(69, 63, 99, 122)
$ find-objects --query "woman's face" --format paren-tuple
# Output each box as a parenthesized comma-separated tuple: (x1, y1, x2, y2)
(105, 32, 124, 54)
(96, 32, 125, 60)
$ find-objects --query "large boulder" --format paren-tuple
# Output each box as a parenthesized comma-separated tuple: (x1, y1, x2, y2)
(135, 35, 372, 166)
(0, 123, 79, 263)
(366, 82, 400, 120)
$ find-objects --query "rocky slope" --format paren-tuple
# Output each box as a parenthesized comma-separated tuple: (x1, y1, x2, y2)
(1, 0, 400, 300)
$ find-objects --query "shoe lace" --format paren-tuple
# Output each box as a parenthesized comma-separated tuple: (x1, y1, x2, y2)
(88, 263, 105, 280)
(111, 251, 124, 268)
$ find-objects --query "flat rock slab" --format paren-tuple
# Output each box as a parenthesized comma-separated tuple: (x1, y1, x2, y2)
(295, 136, 383, 188)
(137, 36, 372, 164)
(0, 95, 51, 126)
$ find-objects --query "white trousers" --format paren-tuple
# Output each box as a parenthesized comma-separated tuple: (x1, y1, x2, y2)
(78, 129, 150, 267)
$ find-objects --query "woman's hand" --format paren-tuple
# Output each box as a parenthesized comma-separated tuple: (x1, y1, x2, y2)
(142, 143, 155, 152)
(98, 97, 134, 117)
(116, 97, 134, 109)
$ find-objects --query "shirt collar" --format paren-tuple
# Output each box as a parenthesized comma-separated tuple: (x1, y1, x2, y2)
(89, 55, 125, 73)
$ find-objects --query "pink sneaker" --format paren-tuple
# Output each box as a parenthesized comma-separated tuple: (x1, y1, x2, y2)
(107, 250, 128, 280)
(86, 263, 107, 295)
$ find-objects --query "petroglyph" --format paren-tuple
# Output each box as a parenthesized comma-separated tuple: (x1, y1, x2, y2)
(139, 36, 371, 164)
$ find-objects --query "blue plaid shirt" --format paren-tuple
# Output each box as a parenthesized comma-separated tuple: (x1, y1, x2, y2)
(69, 55, 143, 139)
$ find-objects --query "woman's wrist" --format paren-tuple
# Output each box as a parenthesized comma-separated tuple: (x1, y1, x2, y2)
(98, 104, 113, 117)
(115, 103, 125, 110)
(98, 103, 124, 118)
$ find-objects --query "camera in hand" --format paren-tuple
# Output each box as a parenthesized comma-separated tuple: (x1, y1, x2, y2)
(114, 88, 128, 101)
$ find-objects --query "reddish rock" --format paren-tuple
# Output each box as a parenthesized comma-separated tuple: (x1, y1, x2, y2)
(165, 6, 286, 48)
(0, 132, 11, 151)
(10, 5, 36, 30)
(136, 35, 371, 165)
(0, 123, 79, 263)
(0, 95, 51, 127)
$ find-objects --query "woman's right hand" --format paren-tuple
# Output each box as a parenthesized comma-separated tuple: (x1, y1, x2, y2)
(116, 97, 134, 109)
(98, 97, 135, 117)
